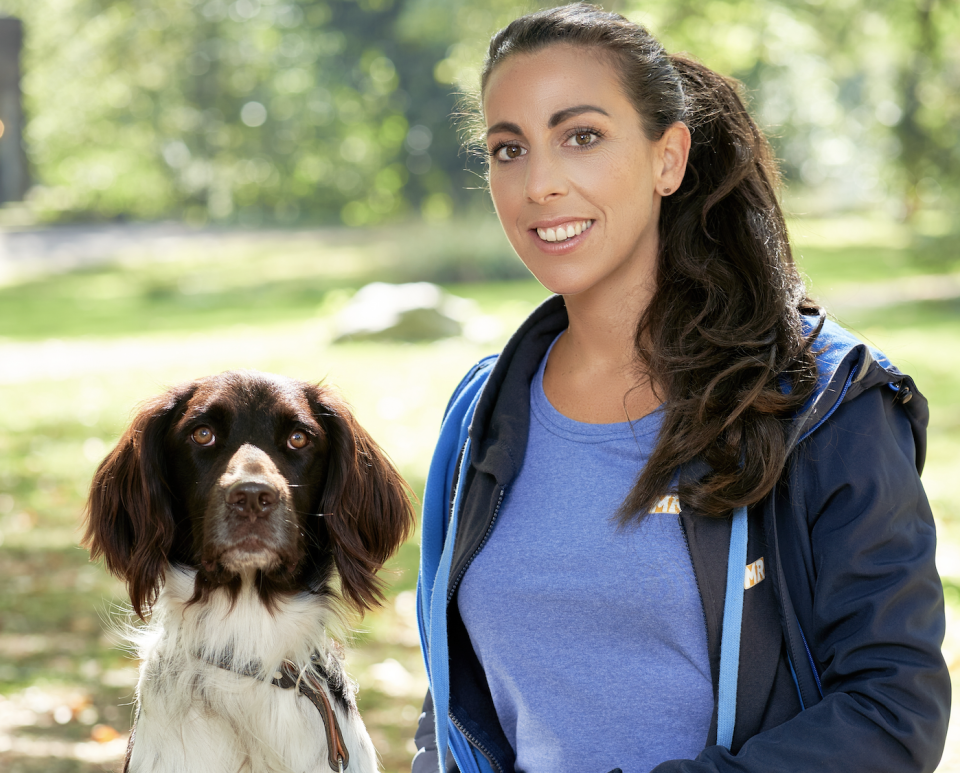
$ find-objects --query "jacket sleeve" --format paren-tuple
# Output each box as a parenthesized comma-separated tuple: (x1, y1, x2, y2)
(652, 383, 950, 773)
(413, 690, 459, 773)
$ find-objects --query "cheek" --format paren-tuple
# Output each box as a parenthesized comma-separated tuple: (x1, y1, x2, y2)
(488, 167, 521, 224)
(578, 147, 650, 207)
(294, 455, 329, 513)
(167, 450, 212, 512)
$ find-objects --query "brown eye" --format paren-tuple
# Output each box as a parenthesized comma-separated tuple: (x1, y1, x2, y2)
(191, 426, 215, 446)
(564, 130, 599, 148)
(288, 430, 309, 450)
(494, 143, 526, 162)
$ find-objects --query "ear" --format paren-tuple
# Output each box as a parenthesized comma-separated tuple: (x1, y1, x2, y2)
(310, 388, 416, 614)
(655, 120, 691, 197)
(82, 386, 192, 619)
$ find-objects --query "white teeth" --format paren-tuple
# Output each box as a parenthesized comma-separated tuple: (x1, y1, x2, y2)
(536, 220, 593, 243)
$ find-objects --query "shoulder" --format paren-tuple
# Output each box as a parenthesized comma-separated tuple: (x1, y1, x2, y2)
(792, 316, 927, 465)
(796, 381, 926, 517)
(783, 316, 932, 539)
(442, 354, 499, 421)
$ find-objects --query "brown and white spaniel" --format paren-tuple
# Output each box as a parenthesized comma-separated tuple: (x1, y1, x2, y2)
(83, 370, 415, 773)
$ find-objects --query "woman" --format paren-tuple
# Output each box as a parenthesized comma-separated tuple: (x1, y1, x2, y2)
(414, 5, 949, 773)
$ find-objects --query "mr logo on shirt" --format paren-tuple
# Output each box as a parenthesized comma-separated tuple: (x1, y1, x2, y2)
(650, 494, 681, 514)
(744, 557, 766, 589)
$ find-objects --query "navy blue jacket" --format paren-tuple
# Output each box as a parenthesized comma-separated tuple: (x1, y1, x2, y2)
(415, 295, 949, 773)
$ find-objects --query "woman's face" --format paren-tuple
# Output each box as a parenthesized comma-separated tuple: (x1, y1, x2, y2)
(482, 44, 688, 301)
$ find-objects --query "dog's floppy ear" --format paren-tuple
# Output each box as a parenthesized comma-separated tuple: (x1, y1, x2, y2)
(82, 385, 193, 619)
(310, 387, 416, 614)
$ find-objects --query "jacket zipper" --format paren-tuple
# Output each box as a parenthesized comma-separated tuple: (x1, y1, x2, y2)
(445, 483, 508, 772)
(450, 713, 504, 773)
(796, 614, 824, 697)
(447, 485, 506, 603)
(796, 361, 859, 445)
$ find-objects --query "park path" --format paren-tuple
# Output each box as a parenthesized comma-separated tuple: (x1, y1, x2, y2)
(0, 221, 341, 280)
(1, 221, 957, 386)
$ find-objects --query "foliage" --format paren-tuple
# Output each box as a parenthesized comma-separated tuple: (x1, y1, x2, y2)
(617, 0, 960, 218)
(0, 0, 478, 225)
(0, 0, 957, 225)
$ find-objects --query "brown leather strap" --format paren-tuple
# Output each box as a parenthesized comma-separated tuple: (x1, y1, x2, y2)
(196, 650, 352, 771)
(278, 660, 351, 772)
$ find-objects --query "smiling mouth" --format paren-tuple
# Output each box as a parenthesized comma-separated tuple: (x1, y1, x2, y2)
(535, 219, 594, 243)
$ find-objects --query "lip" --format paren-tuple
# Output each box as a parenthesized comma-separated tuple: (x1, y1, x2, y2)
(529, 216, 592, 230)
(526, 217, 594, 254)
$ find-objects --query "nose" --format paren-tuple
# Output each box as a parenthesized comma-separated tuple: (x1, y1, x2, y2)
(226, 480, 278, 519)
(524, 152, 567, 204)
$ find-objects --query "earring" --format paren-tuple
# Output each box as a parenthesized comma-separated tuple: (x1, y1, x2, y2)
(662, 187, 672, 195)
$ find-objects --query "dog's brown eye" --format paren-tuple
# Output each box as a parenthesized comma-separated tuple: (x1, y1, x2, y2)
(288, 430, 309, 450)
(191, 426, 215, 446)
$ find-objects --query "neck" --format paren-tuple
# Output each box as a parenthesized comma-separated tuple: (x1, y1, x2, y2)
(560, 243, 659, 371)
(543, 280, 659, 424)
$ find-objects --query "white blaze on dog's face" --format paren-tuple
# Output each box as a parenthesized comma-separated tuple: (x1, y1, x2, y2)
(167, 372, 331, 588)
(208, 442, 298, 574)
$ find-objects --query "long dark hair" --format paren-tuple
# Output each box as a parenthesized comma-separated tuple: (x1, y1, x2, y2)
(478, 3, 822, 519)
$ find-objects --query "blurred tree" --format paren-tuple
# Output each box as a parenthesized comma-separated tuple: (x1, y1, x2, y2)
(617, 0, 960, 218)
(1, 0, 488, 225)
(0, 0, 956, 224)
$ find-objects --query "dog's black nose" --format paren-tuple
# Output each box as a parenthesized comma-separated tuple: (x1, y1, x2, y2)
(226, 481, 278, 518)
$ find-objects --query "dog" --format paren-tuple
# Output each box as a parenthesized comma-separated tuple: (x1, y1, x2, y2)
(82, 370, 415, 773)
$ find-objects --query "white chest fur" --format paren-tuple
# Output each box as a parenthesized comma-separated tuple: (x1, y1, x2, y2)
(126, 569, 379, 773)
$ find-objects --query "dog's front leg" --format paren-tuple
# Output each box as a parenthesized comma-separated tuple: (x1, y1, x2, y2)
(127, 704, 249, 773)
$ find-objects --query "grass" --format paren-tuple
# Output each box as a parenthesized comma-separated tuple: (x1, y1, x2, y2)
(0, 213, 958, 772)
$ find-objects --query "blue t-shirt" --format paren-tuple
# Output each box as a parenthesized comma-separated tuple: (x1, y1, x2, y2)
(458, 335, 713, 773)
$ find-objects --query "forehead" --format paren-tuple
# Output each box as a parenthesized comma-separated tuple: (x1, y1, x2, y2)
(482, 44, 631, 125)
(180, 373, 316, 424)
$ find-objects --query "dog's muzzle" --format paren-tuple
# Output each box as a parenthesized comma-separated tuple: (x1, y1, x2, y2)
(204, 443, 301, 574)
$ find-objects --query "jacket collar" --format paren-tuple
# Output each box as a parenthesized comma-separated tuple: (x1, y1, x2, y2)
(468, 294, 568, 484)
(469, 299, 922, 489)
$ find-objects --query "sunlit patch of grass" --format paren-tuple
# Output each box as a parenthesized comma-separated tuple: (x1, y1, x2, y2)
(0, 217, 525, 341)
(0, 273, 546, 772)
(1, 215, 958, 771)
(790, 215, 960, 293)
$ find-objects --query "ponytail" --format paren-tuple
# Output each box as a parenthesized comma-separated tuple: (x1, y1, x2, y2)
(619, 54, 820, 519)
(481, 4, 822, 519)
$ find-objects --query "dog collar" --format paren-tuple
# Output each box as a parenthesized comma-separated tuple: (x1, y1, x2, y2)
(200, 651, 351, 772)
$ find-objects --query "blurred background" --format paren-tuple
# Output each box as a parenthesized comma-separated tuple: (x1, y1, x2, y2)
(0, 0, 957, 771)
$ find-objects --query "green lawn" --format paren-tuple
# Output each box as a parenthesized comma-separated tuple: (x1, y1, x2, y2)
(0, 214, 958, 772)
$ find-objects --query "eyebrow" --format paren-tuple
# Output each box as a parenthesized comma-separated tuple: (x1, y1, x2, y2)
(486, 120, 523, 138)
(485, 104, 610, 139)
(548, 104, 609, 128)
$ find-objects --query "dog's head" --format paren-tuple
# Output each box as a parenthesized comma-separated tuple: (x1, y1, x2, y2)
(83, 370, 415, 619)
